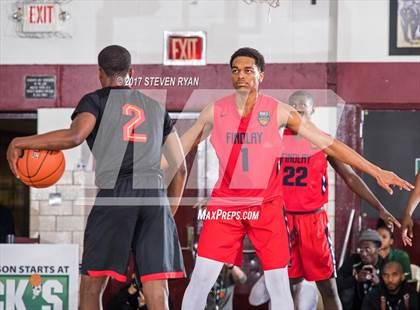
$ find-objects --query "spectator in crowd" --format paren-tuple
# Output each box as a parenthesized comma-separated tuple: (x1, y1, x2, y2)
(362, 261, 418, 310)
(0, 204, 15, 243)
(337, 229, 385, 310)
(377, 219, 412, 280)
(206, 264, 247, 310)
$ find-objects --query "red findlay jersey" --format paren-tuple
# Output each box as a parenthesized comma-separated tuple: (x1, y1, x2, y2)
(280, 128, 328, 212)
(209, 94, 283, 208)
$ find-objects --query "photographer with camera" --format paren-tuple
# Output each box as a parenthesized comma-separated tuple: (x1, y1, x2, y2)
(337, 229, 385, 310)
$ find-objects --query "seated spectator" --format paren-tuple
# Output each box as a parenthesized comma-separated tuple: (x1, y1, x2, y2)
(337, 229, 385, 310)
(377, 219, 412, 280)
(362, 261, 418, 310)
(0, 205, 15, 243)
(207, 264, 247, 310)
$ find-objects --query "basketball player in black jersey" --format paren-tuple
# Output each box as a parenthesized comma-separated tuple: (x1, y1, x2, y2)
(7, 45, 187, 310)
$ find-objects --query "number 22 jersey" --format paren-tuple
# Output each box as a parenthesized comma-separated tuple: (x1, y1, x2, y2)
(280, 128, 328, 212)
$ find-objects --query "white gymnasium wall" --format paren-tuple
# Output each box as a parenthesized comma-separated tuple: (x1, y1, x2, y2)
(312, 107, 337, 243)
(38, 109, 90, 171)
(1, 0, 333, 64)
(2, 0, 418, 64)
(336, 0, 419, 62)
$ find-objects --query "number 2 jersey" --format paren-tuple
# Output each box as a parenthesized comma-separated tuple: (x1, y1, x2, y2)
(280, 128, 328, 212)
(209, 94, 284, 208)
(71, 86, 174, 189)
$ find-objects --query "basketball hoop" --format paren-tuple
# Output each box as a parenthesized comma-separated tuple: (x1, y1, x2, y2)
(242, 0, 280, 8)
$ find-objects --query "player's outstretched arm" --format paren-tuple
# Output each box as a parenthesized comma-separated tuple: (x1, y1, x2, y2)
(278, 102, 414, 194)
(162, 131, 187, 215)
(328, 157, 400, 228)
(401, 172, 420, 246)
(7, 113, 96, 178)
(180, 104, 213, 156)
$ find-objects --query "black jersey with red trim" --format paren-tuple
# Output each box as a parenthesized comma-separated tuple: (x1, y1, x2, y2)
(280, 128, 328, 212)
(71, 86, 174, 188)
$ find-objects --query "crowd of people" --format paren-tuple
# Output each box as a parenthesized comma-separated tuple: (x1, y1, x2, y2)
(337, 227, 418, 310)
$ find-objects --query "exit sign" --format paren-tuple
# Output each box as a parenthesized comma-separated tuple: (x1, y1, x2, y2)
(164, 31, 206, 65)
(22, 3, 60, 32)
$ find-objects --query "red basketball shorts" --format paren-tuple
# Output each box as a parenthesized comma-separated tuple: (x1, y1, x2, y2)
(197, 198, 290, 271)
(286, 209, 336, 281)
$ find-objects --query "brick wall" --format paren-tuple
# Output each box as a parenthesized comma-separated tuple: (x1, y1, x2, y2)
(30, 171, 96, 260)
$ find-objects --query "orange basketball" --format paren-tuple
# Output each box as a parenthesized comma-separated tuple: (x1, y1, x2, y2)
(17, 149, 65, 188)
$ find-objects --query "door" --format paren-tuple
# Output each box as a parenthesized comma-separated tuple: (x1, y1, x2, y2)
(361, 110, 420, 264)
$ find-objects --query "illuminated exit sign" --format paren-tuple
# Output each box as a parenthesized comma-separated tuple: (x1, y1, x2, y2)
(22, 3, 60, 32)
(164, 31, 206, 65)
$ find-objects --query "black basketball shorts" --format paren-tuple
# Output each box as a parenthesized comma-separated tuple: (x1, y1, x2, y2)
(80, 177, 185, 282)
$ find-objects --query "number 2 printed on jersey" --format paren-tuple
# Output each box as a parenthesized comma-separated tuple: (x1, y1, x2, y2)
(122, 103, 147, 143)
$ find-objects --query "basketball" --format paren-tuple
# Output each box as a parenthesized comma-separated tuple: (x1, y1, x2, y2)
(16, 149, 65, 188)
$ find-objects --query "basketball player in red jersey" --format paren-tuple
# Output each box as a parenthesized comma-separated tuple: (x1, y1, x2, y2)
(401, 171, 420, 246)
(7, 45, 187, 310)
(281, 90, 401, 310)
(180, 47, 413, 310)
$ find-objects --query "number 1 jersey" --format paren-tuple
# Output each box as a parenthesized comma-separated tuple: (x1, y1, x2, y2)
(209, 94, 283, 208)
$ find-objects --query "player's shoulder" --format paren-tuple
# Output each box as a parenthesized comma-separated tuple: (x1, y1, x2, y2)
(214, 94, 234, 106)
(131, 88, 157, 103)
(260, 93, 281, 104)
(260, 94, 289, 115)
(259, 93, 287, 108)
(129, 89, 168, 113)
(80, 87, 119, 106)
(80, 88, 103, 103)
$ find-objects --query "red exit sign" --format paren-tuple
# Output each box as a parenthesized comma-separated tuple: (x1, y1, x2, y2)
(164, 31, 206, 65)
(22, 4, 60, 32)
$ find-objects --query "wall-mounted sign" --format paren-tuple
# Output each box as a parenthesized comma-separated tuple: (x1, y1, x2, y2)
(163, 31, 206, 66)
(0, 244, 79, 309)
(22, 3, 60, 32)
(48, 193, 62, 206)
(12, 1, 71, 39)
(25, 76, 56, 99)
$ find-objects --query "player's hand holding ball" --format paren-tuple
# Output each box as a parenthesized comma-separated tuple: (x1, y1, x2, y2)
(6, 140, 22, 178)
(7, 142, 65, 188)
